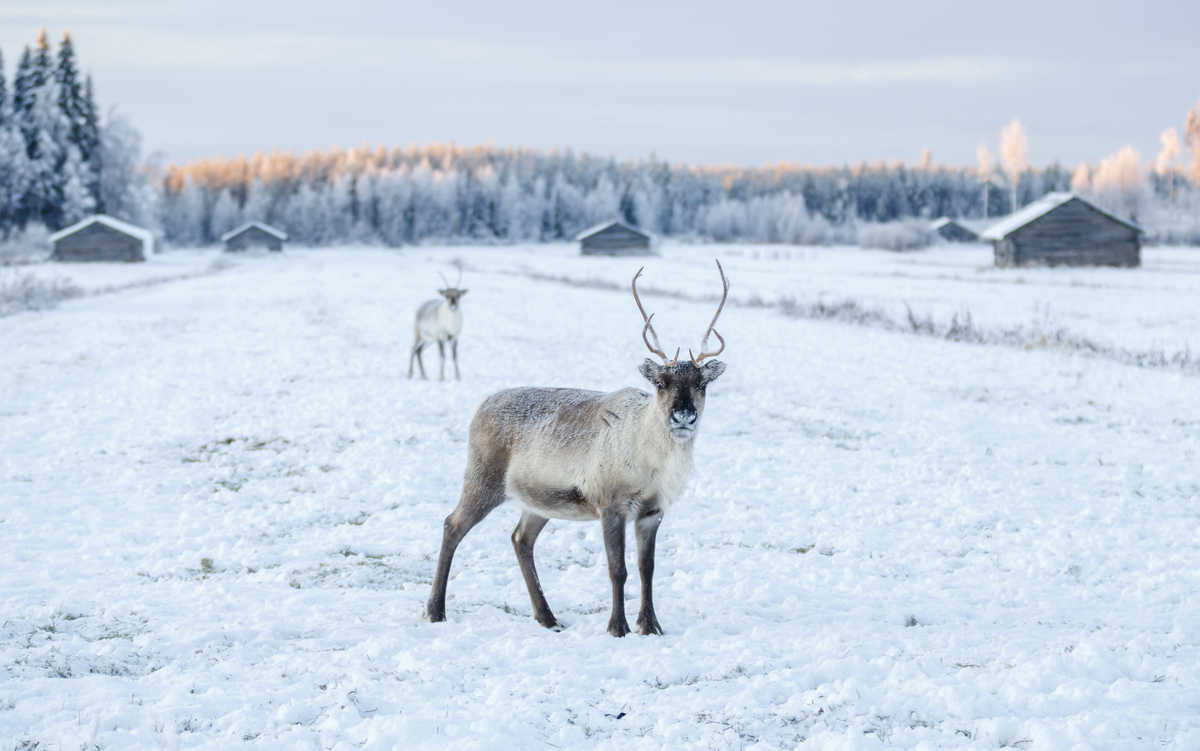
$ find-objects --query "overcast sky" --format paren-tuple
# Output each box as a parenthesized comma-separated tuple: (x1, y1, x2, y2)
(2, 0, 1198, 168)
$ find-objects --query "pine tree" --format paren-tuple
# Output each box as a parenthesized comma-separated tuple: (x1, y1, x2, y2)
(12, 47, 33, 123)
(55, 32, 88, 161)
(30, 29, 52, 90)
(82, 75, 103, 209)
(0, 49, 7, 126)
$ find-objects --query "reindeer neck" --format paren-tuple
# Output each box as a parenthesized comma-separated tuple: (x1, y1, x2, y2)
(631, 394, 695, 462)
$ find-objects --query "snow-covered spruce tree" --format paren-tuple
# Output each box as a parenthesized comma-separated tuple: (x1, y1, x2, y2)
(55, 33, 102, 206)
(0, 52, 34, 238)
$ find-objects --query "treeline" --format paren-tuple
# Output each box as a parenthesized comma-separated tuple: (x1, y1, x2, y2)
(0, 30, 154, 240)
(159, 146, 1075, 246)
(160, 142, 1200, 247)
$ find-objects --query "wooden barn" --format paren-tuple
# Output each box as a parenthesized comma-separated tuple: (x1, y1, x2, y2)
(981, 193, 1141, 267)
(576, 220, 652, 256)
(930, 217, 978, 242)
(49, 215, 155, 262)
(221, 221, 287, 252)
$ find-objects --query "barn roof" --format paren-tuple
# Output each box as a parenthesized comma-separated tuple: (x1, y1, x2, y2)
(930, 217, 962, 230)
(220, 221, 289, 242)
(574, 219, 650, 241)
(980, 192, 1141, 240)
(49, 214, 155, 255)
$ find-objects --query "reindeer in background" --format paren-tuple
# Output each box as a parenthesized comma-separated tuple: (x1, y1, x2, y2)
(425, 260, 729, 636)
(408, 269, 467, 381)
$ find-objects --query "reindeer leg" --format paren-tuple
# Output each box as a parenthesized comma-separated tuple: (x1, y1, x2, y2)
(512, 511, 558, 628)
(425, 466, 505, 622)
(437, 340, 446, 381)
(451, 337, 460, 381)
(415, 343, 428, 380)
(634, 509, 664, 635)
(600, 507, 630, 637)
(407, 342, 419, 379)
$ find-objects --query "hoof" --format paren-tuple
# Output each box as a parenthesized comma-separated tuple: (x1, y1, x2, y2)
(535, 614, 561, 631)
(423, 606, 446, 623)
(607, 619, 631, 638)
(635, 615, 664, 636)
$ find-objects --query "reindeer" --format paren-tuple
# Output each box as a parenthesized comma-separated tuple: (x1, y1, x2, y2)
(408, 271, 467, 381)
(424, 260, 729, 636)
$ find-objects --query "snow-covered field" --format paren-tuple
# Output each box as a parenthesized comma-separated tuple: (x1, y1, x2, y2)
(8, 249, 225, 295)
(460, 243, 1200, 364)
(2, 245, 1199, 749)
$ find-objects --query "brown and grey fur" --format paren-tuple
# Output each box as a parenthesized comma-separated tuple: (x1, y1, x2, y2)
(408, 285, 467, 381)
(424, 261, 729, 636)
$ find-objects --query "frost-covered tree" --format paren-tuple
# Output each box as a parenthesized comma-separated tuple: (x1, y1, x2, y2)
(11, 47, 33, 124)
(1000, 119, 1029, 212)
(1070, 162, 1091, 193)
(1156, 127, 1181, 200)
(210, 189, 239, 237)
(159, 176, 205, 245)
(97, 113, 157, 228)
(0, 48, 6, 124)
(1091, 146, 1146, 223)
(1184, 100, 1200, 183)
(0, 125, 32, 238)
(976, 144, 993, 218)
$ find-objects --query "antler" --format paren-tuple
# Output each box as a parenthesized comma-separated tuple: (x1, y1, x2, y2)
(437, 271, 451, 289)
(689, 259, 729, 365)
(632, 267, 679, 365)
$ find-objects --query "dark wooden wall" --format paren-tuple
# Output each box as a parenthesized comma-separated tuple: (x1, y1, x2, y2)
(225, 226, 284, 252)
(580, 224, 651, 256)
(995, 199, 1140, 267)
(52, 223, 145, 262)
(936, 222, 978, 242)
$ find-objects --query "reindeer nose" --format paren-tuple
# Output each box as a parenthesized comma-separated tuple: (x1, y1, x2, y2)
(671, 410, 697, 427)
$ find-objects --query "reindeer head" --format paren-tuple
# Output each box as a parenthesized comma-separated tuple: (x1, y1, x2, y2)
(632, 261, 728, 443)
(438, 270, 468, 310)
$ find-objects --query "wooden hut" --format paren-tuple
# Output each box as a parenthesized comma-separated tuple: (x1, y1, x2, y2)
(930, 217, 978, 242)
(576, 220, 652, 256)
(981, 193, 1141, 267)
(221, 221, 287, 252)
(49, 215, 155, 262)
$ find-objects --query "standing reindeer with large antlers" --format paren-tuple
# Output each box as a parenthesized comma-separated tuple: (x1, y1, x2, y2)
(425, 260, 729, 636)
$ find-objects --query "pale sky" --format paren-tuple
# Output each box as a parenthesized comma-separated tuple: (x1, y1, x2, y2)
(2, 0, 1198, 167)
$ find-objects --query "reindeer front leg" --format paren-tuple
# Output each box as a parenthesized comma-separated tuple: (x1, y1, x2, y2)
(600, 507, 630, 637)
(634, 509, 664, 635)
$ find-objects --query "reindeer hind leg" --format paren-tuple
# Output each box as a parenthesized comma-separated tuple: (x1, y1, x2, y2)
(512, 511, 558, 629)
(425, 450, 508, 622)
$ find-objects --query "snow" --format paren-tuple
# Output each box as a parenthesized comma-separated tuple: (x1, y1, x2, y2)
(2, 244, 1199, 748)
(979, 193, 1140, 240)
(47, 214, 157, 257)
(12, 249, 225, 295)
(220, 222, 289, 243)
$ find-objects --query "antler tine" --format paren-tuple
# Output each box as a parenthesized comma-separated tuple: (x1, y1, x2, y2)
(691, 259, 729, 365)
(633, 267, 675, 365)
(438, 271, 451, 289)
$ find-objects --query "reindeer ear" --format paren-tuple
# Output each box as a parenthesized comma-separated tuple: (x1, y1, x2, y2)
(459, 289, 468, 296)
(638, 358, 665, 384)
(699, 360, 726, 385)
